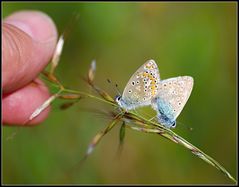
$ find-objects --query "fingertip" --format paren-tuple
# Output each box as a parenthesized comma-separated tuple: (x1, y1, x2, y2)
(3, 10, 58, 93)
(2, 79, 51, 126)
(4, 10, 58, 43)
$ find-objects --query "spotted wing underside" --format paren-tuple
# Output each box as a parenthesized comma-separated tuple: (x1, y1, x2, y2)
(122, 59, 160, 107)
(153, 76, 194, 120)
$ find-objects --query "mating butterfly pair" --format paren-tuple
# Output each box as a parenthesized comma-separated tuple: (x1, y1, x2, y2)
(115, 60, 194, 128)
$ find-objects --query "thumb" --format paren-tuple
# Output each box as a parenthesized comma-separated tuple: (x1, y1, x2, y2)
(2, 11, 58, 93)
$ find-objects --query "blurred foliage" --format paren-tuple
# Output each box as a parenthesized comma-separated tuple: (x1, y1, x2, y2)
(2, 2, 237, 184)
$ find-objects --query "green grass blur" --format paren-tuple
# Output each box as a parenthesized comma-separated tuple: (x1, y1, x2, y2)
(2, 2, 237, 184)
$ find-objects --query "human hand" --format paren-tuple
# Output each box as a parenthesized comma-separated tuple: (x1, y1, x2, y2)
(2, 10, 58, 126)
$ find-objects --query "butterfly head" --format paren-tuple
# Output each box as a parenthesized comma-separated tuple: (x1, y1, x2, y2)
(115, 95, 134, 111)
(171, 121, 176, 128)
(115, 95, 123, 107)
(115, 95, 121, 101)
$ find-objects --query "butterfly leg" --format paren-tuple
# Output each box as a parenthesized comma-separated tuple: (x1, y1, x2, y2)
(148, 115, 157, 121)
(113, 105, 123, 113)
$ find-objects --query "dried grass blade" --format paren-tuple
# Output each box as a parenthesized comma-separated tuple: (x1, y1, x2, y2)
(87, 60, 96, 84)
(24, 90, 62, 124)
(86, 113, 122, 156)
(50, 35, 64, 74)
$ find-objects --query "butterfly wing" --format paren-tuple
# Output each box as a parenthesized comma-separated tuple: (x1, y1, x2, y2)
(152, 76, 193, 120)
(122, 59, 160, 108)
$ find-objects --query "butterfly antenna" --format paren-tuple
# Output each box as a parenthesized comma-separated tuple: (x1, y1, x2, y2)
(177, 121, 193, 131)
(115, 83, 121, 96)
(107, 78, 121, 96)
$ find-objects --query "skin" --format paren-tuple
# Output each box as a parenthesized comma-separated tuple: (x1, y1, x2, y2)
(2, 10, 58, 126)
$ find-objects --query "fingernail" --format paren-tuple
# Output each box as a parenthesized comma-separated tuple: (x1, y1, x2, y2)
(4, 10, 58, 43)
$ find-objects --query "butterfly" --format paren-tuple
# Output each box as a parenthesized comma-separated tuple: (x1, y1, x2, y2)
(151, 76, 194, 128)
(115, 59, 161, 111)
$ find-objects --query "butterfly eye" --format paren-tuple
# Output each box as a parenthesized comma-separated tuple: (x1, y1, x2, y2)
(115, 95, 121, 102)
(172, 121, 176, 128)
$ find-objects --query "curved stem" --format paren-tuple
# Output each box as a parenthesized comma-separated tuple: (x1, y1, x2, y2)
(125, 116, 237, 183)
(62, 88, 118, 107)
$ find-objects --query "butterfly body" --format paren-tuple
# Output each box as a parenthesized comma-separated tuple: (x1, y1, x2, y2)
(151, 97, 176, 128)
(115, 95, 146, 111)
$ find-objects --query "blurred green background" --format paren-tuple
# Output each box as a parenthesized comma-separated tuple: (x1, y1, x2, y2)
(2, 2, 237, 185)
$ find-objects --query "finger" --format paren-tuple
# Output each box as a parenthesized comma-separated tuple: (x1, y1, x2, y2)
(2, 79, 51, 126)
(2, 10, 58, 93)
